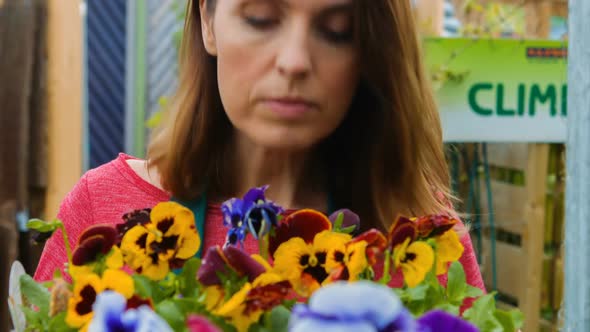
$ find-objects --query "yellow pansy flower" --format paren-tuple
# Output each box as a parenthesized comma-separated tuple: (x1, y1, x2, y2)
(120, 202, 200, 280)
(326, 240, 369, 282)
(65, 269, 135, 330)
(434, 229, 464, 275)
(393, 238, 435, 288)
(66, 273, 103, 330)
(214, 273, 291, 332)
(273, 231, 350, 296)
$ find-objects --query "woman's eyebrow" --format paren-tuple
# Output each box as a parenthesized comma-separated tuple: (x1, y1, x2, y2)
(317, 3, 353, 16)
(275, 0, 353, 15)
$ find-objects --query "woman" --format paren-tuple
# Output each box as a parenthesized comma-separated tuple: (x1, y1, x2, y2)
(35, 0, 484, 299)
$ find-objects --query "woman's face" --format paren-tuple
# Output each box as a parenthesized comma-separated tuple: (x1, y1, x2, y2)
(201, 0, 359, 150)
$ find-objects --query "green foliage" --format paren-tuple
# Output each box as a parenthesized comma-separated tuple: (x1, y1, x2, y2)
(19, 274, 74, 331)
(47, 313, 76, 332)
(427, 0, 527, 90)
(248, 306, 291, 332)
(146, 97, 168, 129)
(178, 258, 202, 297)
(332, 212, 357, 234)
(156, 300, 186, 331)
(27, 219, 62, 235)
(396, 262, 521, 331)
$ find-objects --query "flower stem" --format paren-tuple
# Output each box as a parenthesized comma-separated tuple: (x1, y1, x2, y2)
(58, 223, 73, 264)
(379, 249, 392, 285)
(259, 234, 270, 261)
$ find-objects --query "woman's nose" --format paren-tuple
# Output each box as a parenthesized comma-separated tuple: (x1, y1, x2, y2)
(275, 21, 312, 79)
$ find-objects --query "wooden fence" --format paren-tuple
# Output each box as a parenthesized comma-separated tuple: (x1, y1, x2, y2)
(0, 0, 83, 329)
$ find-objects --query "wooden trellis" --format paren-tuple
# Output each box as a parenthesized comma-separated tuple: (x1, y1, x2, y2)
(415, 1, 567, 331)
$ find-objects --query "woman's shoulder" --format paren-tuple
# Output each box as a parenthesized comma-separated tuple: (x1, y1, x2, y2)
(66, 153, 169, 206)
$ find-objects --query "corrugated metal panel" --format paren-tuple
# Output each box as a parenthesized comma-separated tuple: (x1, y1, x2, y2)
(145, 0, 184, 130)
(411, 0, 462, 37)
(443, 0, 461, 37)
(86, 0, 127, 168)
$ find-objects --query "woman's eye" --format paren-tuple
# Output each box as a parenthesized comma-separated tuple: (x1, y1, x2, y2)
(244, 16, 278, 29)
(242, 2, 279, 30)
(318, 14, 353, 44)
(320, 28, 353, 44)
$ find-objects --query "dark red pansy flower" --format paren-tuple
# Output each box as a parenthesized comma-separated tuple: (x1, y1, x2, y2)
(387, 216, 417, 250)
(350, 229, 388, 266)
(116, 208, 152, 243)
(244, 280, 292, 315)
(72, 224, 118, 265)
(126, 295, 154, 310)
(269, 209, 332, 257)
(415, 214, 458, 238)
(197, 246, 265, 286)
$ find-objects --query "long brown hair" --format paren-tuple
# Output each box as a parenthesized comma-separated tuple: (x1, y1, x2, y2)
(147, 0, 454, 231)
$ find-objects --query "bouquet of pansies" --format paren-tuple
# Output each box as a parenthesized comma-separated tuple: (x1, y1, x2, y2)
(9, 186, 523, 332)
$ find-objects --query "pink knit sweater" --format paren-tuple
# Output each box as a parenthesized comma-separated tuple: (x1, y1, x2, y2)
(34, 153, 486, 303)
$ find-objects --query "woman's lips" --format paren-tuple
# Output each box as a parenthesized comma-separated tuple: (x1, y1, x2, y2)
(262, 98, 316, 119)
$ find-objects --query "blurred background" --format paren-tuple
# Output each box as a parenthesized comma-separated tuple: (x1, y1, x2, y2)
(0, 0, 569, 331)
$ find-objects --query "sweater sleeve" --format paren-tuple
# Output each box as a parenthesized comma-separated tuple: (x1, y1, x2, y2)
(33, 173, 94, 282)
(459, 229, 486, 310)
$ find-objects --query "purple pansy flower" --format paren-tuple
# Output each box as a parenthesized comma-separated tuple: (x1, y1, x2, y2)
(328, 208, 361, 233)
(417, 310, 479, 332)
(88, 291, 173, 332)
(289, 281, 478, 332)
(221, 185, 283, 246)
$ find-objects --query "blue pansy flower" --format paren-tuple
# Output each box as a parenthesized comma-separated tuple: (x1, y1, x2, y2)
(242, 186, 283, 239)
(221, 185, 283, 246)
(289, 281, 478, 332)
(221, 197, 248, 247)
(88, 291, 173, 332)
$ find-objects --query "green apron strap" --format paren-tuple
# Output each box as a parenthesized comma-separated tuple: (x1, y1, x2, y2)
(171, 193, 207, 259)
(327, 192, 336, 215)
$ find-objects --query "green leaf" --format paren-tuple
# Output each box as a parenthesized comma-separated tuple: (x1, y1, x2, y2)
(132, 275, 155, 299)
(172, 297, 203, 315)
(494, 309, 524, 331)
(402, 283, 435, 316)
(48, 312, 77, 332)
(267, 306, 291, 332)
(464, 285, 484, 299)
(20, 274, 50, 316)
(333, 212, 344, 230)
(463, 293, 503, 332)
(476, 318, 504, 332)
(340, 225, 357, 234)
(446, 261, 467, 304)
(27, 219, 60, 233)
(156, 300, 185, 331)
(146, 110, 164, 129)
(434, 303, 460, 316)
(406, 283, 429, 301)
(393, 288, 407, 300)
(179, 258, 201, 297)
(26, 219, 46, 230)
(21, 306, 43, 331)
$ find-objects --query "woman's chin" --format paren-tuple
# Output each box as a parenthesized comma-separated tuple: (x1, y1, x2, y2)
(256, 139, 315, 152)
(243, 128, 325, 152)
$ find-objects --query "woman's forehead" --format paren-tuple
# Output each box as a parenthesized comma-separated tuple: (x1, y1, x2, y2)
(234, 0, 353, 11)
